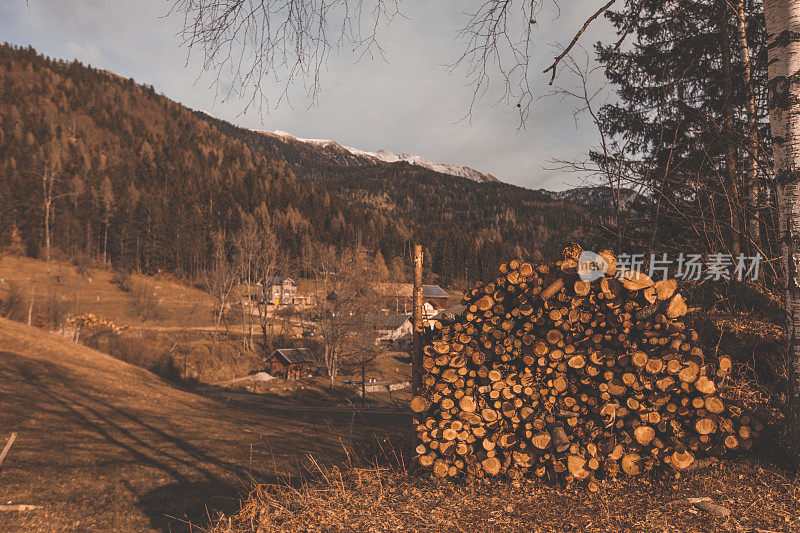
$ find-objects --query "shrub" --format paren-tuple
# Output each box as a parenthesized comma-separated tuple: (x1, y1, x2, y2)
(83, 331, 182, 380)
(83, 330, 261, 385)
(1, 281, 27, 321)
(129, 280, 163, 324)
(111, 268, 133, 292)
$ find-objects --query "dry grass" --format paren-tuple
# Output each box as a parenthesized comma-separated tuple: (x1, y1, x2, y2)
(0, 318, 408, 531)
(0, 254, 215, 328)
(211, 456, 800, 532)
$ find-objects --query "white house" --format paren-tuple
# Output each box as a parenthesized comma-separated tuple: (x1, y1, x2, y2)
(375, 314, 413, 346)
(265, 277, 298, 305)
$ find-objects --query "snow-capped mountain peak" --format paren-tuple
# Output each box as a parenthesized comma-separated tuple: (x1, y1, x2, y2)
(261, 129, 500, 183)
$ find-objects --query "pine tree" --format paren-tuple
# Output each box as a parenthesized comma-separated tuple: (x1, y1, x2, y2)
(596, 0, 773, 258)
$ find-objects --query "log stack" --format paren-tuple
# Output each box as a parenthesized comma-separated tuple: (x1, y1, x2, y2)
(411, 245, 758, 488)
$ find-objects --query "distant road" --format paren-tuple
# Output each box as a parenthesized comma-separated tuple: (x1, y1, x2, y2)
(141, 317, 315, 335)
(208, 389, 408, 415)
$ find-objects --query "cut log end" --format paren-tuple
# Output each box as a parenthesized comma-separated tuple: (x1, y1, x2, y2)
(410, 396, 430, 413)
(666, 294, 687, 319)
(621, 453, 643, 476)
(670, 450, 695, 470)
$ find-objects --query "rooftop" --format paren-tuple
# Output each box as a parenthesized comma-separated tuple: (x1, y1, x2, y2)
(377, 283, 449, 299)
(383, 314, 412, 330)
(270, 348, 313, 364)
(266, 276, 296, 286)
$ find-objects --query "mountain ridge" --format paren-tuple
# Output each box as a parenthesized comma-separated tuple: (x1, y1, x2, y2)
(194, 111, 502, 184)
(261, 129, 501, 183)
(537, 186, 648, 213)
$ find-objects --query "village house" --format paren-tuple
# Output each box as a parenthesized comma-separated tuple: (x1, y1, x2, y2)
(234, 278, 313, 319)
(434, 303, 466, 321)
(375, 309, 443, 347)
(377, 283, 450, 316)
(264, 348, 313, 379)
(266, 276, 297, 305)
(375, 314, 413, 347)
(263, 277, 313, 307)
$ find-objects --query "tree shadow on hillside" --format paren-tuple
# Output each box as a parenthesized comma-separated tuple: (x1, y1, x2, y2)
(136, 479, 262, 532)
(0, 348, 409, 530)
(0, 351, 293, 530)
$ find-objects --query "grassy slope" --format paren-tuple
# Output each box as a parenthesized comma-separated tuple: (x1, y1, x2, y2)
(0, 318, 407, 531)
(0, 255, 216, 328)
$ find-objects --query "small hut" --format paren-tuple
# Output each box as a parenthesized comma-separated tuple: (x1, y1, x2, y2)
(265, 348, 313, 379)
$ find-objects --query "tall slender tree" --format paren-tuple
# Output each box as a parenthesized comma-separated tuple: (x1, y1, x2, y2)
(41, 140, 65, 325)
(721, 4, 743, 257)
(99, 175, 115, 265)
(735, 0, 764, 251)
(763, 0, 800, 463)
(595, 0, 772, 257)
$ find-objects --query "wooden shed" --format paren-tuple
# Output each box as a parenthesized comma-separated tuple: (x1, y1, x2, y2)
(265, 348, 312, 379)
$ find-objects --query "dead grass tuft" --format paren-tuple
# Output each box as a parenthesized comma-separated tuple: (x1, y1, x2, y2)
(210, 456, 800, 532)
(209, 432, 800, 533)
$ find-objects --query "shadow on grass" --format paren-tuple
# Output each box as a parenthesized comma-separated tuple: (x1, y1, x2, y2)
(136, 479, 260, 532)
(0, 348, 408, 531)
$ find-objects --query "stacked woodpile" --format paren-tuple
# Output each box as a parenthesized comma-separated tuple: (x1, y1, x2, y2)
(411, 245, 758, 488)
(61, 313, 125, 342)
(65, 313, 124, 332)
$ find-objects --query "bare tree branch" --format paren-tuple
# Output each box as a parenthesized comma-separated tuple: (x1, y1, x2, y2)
(543, 0, 615, 85)
(169, 0, 399, 113)
(170, 0, 619, 123)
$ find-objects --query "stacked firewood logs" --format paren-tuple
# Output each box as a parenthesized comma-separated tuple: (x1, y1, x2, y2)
(65, 313, 124, 332)
(411, 245, 758, 488)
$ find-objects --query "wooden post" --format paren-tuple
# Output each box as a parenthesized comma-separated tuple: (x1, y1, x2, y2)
(0, 432, 17, 469)
(412, 244, 423, 394)
(361, 360, 366, 407)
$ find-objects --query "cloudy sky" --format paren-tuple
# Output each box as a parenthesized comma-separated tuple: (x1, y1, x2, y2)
(1, 0, 617, 190)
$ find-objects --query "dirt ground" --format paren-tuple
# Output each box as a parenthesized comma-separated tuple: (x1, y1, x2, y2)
(0, 318, 408, 532)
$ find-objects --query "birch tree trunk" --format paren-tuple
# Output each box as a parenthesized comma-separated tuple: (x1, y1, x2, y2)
(735, 0, 762, 250)
(27, 287, 34, 326)
(764, 0, 800, 463)
(324, 343, 337, 388)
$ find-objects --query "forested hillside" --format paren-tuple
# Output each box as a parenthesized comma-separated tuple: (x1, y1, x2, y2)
(0, 44, 598, 284)
(200, 113, 600, 279)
